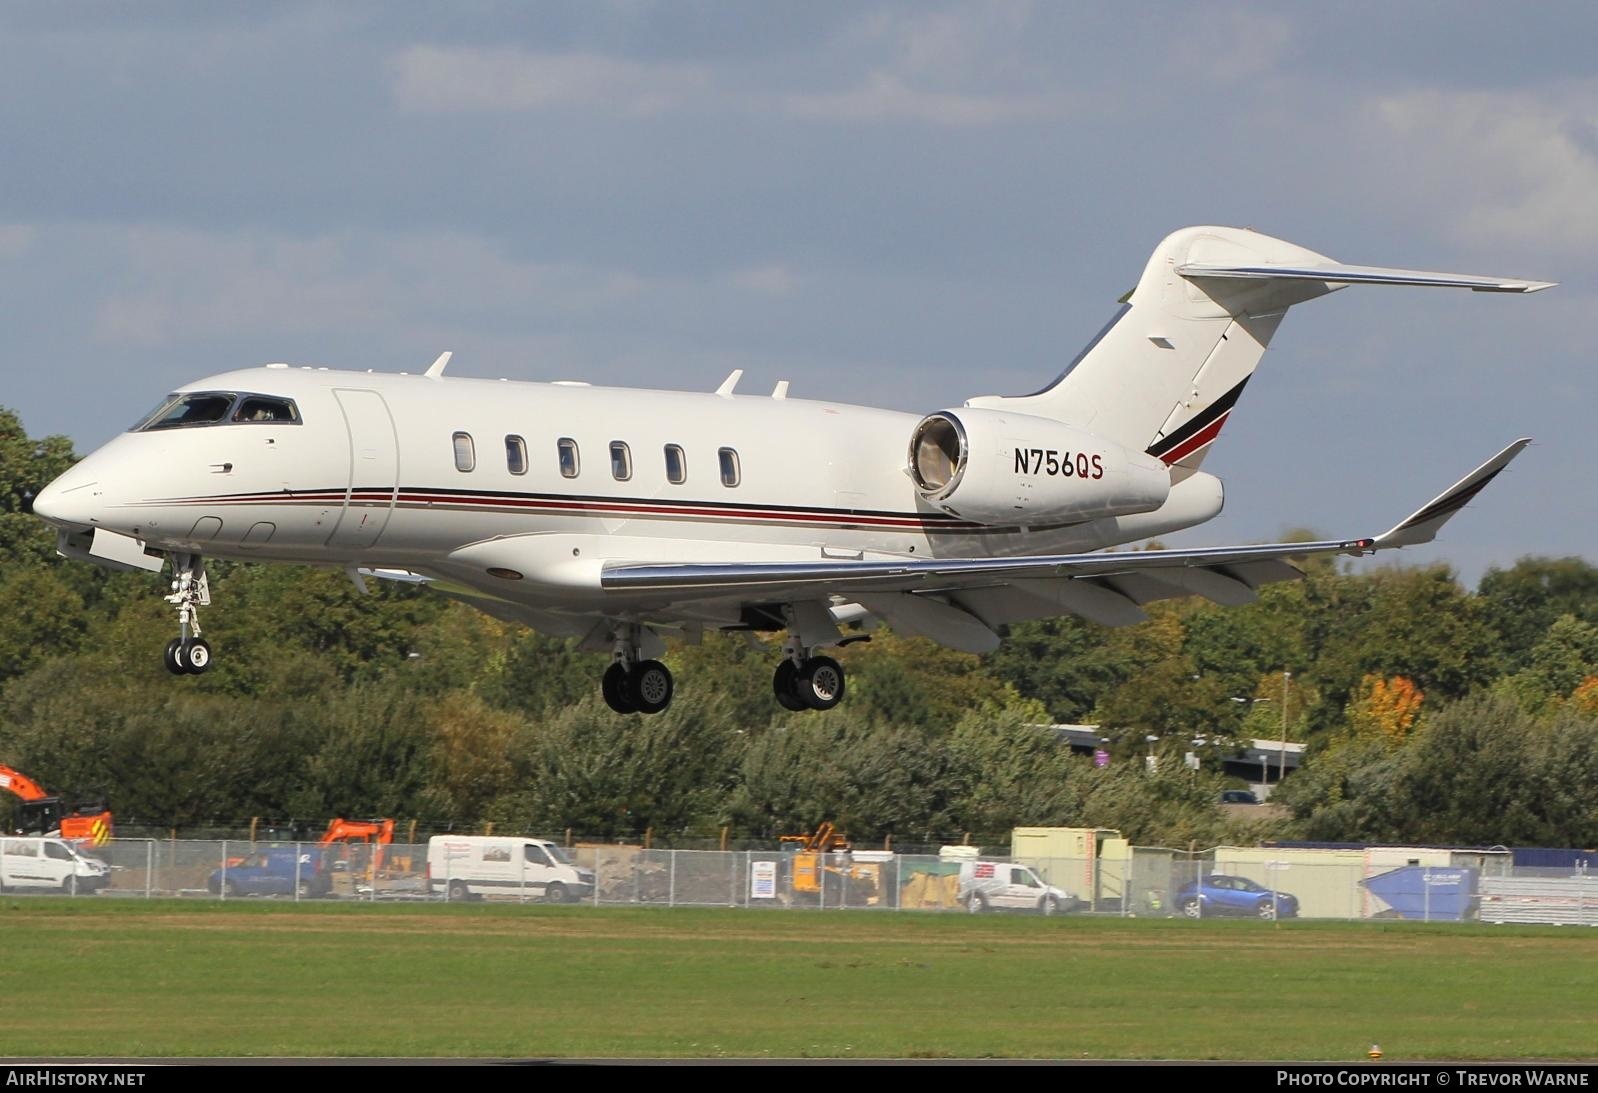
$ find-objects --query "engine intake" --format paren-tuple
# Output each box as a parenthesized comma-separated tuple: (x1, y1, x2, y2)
(908, 409, 1171, 526)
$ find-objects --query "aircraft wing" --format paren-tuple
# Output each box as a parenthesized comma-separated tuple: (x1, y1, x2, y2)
(597, 439, 1530, 651)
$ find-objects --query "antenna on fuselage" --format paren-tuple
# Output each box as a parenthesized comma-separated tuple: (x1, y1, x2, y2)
(425, 351, 453, 378)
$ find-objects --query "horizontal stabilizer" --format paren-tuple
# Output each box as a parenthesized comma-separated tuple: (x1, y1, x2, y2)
(1177, 261, 1555, 294)
(1373, 438, 1531, 549)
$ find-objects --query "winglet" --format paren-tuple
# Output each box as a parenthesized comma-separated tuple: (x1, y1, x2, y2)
(716, 369, 744, 396)
(425, 351, 453, 378)
(1371, 438, 1531, 549)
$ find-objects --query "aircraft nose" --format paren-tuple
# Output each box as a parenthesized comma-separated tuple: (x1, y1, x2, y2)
(30, 471, 103, 530)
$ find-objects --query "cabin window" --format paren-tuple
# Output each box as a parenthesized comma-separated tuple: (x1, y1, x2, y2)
(505, 435, 528, 476)
(664, 444, 686, 485)
(452, 431, 476, 472)
(557, 438, 580, 478)
(610, 441, 633, 482)
(718, 447, 741, 488)
(232, 396, 299, 424)
(135, 392, 237, 431)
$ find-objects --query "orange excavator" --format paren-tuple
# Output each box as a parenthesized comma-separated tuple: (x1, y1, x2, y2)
(319, 817, 396, 873)
(0, 765, 113, 848)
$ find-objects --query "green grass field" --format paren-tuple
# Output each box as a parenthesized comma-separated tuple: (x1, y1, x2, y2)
(1, 899, 1594, 1061)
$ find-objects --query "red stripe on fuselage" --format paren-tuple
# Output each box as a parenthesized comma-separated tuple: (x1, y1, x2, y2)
(1158, 411, 1230, 465)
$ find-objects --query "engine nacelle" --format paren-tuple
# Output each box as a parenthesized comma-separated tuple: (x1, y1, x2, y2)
(908, 408, 1171, 526)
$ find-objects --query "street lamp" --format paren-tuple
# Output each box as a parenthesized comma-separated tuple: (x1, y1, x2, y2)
(1279, 670, 1292, 783)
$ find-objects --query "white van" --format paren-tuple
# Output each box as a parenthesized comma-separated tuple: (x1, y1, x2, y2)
(426, 836, 595, 903)
(958, 860, 1079, 915)
(0, 836, 111, 894)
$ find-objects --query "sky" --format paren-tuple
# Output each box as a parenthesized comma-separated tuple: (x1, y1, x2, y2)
(1, 1, 1592, 589)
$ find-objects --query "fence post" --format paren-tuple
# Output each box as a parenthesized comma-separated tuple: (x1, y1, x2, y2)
(668, 848, 676, 909)
(219, 839, 228, 901)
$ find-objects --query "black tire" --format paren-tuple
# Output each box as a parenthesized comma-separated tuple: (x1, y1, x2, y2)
(163, 638, 186, 675)
(545, 881, 569, 905)
(967, 892, 988, 914)
(182, 638, 212, 675)
(446, 879, 468, 902)
(1041, 895, 1058, 916)
(631, 660, 674, 715)
(223, 879, 239, 899)
(796, 655, 846, 711)
(1181, 897, 1202, 919)
(296, 880, 314, 899)
(1257, 900, 1277, 920)
(61, 877, 77, 897)
(601, 663, 638, 714)
(772, 660, 806, 711)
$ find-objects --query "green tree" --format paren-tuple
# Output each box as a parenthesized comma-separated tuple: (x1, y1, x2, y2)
(1478, 557, 1598, 673)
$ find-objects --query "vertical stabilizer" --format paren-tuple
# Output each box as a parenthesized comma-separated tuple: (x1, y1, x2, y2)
(964, 226, 1548, 478)
(966, 226, 1338, 476)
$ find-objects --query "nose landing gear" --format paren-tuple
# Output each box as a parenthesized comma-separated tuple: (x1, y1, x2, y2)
(163, 553, 213, 675)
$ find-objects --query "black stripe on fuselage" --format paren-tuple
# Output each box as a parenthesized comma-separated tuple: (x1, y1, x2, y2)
(1145, 378, 1250, 460)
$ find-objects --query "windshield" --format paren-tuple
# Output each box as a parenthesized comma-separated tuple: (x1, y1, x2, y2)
(547, 844, 574, 866)
(136, 392, 236, 430)
(134, 391, 301, 431)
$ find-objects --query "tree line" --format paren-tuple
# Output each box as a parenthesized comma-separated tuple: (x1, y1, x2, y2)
(2, 405, 1596, 849)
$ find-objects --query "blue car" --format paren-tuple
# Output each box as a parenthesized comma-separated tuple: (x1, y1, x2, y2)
(1175, 874, 1299, 919)
(208, 848, 329, 898)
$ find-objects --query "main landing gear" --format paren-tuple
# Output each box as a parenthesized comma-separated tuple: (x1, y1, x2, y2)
(594, 611, 860, 716)
(163, 552, 213, 676)
(771, 634, 847, 712)
(601, 625, 674, 716)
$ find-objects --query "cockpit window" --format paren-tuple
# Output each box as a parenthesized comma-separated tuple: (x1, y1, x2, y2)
(134, 391, 302, 431)
(136, 392, 236, 431)
(232, 396, 299, 424)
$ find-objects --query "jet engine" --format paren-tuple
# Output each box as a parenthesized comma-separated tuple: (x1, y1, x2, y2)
(908, 408, 1171, 526)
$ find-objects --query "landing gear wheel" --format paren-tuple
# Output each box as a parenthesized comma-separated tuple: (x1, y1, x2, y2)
(163, 639, 186, 676)
(796, 655, 845, 711)
(772, 660, 806, 711)
(601, 663, 638, 714)
(630, 660, 674, 715)
(181, 637, 212, 675)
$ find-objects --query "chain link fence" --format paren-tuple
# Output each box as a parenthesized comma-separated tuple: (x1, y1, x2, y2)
(22, 837, 1592, 926)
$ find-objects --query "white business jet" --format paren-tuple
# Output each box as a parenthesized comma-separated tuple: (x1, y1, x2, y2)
(31, 226, 1551, 715)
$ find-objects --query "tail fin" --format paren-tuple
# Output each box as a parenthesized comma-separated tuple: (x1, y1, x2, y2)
(965, 226, 1552, 478)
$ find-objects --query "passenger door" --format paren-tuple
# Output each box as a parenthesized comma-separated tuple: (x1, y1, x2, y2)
(327, 389, 399, 550)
